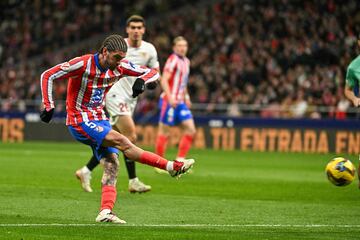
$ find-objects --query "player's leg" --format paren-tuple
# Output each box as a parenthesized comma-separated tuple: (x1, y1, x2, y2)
(155, 122, 171, 174)
(96, 153, 126, 224)
(67, 122, 125, 223)
(155, 122, 170, 157)
(102, 129, 194, 178)
(174, 103, 196, 160)
(155, 98, 172, 171)
(75, 155, 99, 192)
(177, 118, 196, 160)
(113, 115, 151, 193)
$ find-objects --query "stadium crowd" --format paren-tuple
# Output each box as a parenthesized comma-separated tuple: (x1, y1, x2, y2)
(1, 0, 360, 119)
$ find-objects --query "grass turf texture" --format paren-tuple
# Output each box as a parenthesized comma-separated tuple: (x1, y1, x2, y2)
(0, 142, 359, 239)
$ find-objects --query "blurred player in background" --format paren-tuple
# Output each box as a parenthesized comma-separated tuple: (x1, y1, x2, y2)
(343, 38, 360, 188)
(75, 15, 159, 193)
(40, 34, 194, 223)
(155, 36, 196, 172)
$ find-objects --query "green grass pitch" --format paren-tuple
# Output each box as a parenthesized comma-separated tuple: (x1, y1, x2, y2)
(0, 142, 360, 239)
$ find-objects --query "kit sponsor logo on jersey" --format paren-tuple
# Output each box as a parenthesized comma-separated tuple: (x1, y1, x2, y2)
(60, 62, 70, 71)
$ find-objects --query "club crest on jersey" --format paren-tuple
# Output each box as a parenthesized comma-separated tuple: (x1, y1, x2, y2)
(85, 89, 103, 107)
(60, 62, 70, 71)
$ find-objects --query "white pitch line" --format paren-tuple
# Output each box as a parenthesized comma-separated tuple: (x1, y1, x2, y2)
(0, 224, 359, 228)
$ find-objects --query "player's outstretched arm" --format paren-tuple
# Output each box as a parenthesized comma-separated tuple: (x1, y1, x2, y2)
(40, 57, 84, 123)
(119, 60, 159, 97)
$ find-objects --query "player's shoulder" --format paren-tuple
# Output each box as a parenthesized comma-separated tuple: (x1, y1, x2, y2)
(141, 40, 157, 51)
(61, 55, 89, 71)
(348, 55, 360, 71)
(141, 40, 155, 47)
(167, 53, 178, 60)
(185, 56, 190, 63)
(70, 54, 92, 64)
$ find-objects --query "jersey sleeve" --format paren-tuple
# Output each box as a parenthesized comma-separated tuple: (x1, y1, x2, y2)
(40, 57, 84, 110)
(119, 59, 159, 83)
(163, 55, 177, 74)
(147, 44, 160, 69)
(345, 67, 357, 88)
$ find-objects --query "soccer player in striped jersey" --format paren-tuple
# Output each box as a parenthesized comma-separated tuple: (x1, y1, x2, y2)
(155, 36, 196, 171)
(75, 15, 158, 193)
(40, 34, 195, 223)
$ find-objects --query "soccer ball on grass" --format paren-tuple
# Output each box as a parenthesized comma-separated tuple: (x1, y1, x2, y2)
(325, 157, 355, 186)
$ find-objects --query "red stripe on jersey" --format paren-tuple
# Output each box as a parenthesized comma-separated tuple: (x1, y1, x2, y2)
(95, 71, 105, 120)
(64, 56, 91, 125)
(85, 56, 98, 121)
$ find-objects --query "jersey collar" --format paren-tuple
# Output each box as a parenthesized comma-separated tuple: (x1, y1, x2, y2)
(174, 52, 185, 59)
(94, 53, 108, 72)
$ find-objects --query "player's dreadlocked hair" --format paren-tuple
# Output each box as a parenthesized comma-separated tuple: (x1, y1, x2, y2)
(98, 34, 127, 53)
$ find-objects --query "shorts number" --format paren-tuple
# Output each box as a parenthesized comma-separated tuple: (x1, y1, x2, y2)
(84, 121, 97, 129)
(119, 103, 129, 112)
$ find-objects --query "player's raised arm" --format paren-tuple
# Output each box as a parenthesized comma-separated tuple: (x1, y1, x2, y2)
(119, 59, 159, 97)
(40, 57, 84, 122)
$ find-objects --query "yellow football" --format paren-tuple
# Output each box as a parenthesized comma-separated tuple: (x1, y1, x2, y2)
(325, 157, 355, 186)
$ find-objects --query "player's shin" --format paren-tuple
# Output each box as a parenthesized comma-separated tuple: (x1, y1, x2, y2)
(87, 155, 100, 171)
(155, 134, 168, 157)
(100, 185, 117, 211)
(124, 154, 136, 179)
(138, 151, 173, 170)
(100, 156, 119, 211)
(177, 134, 194, 158)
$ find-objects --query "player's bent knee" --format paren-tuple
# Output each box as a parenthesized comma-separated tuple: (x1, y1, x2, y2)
(105, 130, 134, 150)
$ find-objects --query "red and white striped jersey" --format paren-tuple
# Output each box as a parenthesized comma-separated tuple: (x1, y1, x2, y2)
(40, 53, 159, 125)
(161, 53, 190, 102)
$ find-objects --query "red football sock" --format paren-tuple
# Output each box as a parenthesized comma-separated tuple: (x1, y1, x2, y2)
(155, 134, 168, 157)
(100, 185, 117, 211)
(177, 134, 194, 158)
(139, 151, 169, 170)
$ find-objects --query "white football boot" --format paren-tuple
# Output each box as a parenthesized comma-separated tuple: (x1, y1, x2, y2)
(168, 159, 195, 178)
(75, 167, 93, 193)
(176, 157, 193, 174)
(128, 178, 151, 193)
(95, 209, 126, 224)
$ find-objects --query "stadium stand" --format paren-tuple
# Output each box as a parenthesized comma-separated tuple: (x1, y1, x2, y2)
(1, 0, 360, 118)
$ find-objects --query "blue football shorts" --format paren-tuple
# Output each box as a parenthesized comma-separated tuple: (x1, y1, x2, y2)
(68, 120, 119, 161)
(158, 98, 193, 126)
